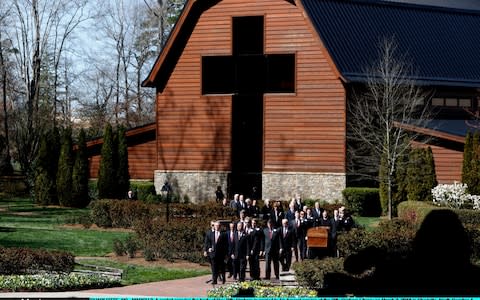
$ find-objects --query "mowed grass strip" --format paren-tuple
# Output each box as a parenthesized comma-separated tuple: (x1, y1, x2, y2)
(0, 196, 129, 256)
(76, 259, 210, 285)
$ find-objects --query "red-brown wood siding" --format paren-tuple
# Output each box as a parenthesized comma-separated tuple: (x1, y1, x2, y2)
(89, 139, 156, 180)
(156, 0, 346, 173)
(411, 141, 463, 183)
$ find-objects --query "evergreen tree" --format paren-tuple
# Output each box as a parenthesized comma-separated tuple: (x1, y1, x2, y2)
(34, 134, 53, 205)
(406, 148, 437, 202)
(379, 148, 388, 214)
(47, 128, 61, 205)
(392, 143, 410, 216)
(424, 146, 437, 201)
(406, 148, 425, 202)
(72, 128, 90, 208)
(97, 124, 117, 199)
(57, 128, 74, 207)
(469, 132, 480, 195)
(116, 125, 130, 199)
(462, 131, 473, 189)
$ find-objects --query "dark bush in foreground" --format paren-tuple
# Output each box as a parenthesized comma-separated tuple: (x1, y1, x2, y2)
(0, 247, 74, 275)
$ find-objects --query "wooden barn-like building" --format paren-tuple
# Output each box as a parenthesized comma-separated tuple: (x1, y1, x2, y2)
(89, 0, 480, 202)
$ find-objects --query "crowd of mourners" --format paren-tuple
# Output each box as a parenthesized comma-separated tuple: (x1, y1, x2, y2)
(204, 190, 354, 285)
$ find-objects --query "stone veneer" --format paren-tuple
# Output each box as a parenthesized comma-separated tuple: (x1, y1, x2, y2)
(154, 170, 229, 203)
(262, 171, 346, 202)
(155, 170, 345, 203)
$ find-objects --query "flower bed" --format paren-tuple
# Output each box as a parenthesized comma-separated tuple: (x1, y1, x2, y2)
(207, 281, 317, 298)
(0, 273, 121, 292)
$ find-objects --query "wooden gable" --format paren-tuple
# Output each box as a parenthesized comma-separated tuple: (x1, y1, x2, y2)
(143, 0, 346, 176)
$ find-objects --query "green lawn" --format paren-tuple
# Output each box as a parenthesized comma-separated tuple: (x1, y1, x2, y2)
(354, 216, 382, 231)
(77, 259, 210, 285)
(0, 197, 129, 256)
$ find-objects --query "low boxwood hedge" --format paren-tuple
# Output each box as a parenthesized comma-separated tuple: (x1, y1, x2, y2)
(342, 188, 381, 217)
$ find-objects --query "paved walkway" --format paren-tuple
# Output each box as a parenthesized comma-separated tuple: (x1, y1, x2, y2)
(0, 263, 298, 298)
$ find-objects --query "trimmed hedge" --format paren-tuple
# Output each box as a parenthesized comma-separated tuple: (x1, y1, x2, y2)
(336, 219, 416, 259)
(130, 181, 156, 201)
(293, 257, 346, 289)
(342, 188, 382, 217)
(397, 201, 445, 225)
(0, 247, 74, 275)
(90, 200, 237, 229)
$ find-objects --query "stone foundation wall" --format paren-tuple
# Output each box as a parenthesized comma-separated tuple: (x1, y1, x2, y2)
(154, 170, 229, 203)
(262, 172, 346, 202)
(154, 170, 345, 203)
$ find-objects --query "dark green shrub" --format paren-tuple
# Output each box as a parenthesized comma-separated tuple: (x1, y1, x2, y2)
(0, 247, 74, 275)
(97, 124, 117, 199)
(71, 128, 90, 208)
(112, 239, 126, 256)
(90, 200, 113, 228)
(130, 181, 156, 201)
(57, 128, 74, 207)
(342, 187, 381, 216)
(116, 125, 129, 199)
(90, 199, 156, 228)
(293, 257, 345, 289)
(465, 224, 480, 261)
(88, 179, 98, 200)
(456, 209, 480, 226)
(125, 235, 138, 258)
(34, 134, 54, 206)
(337, 219, 415, 259)
(406, 148, 437, 202)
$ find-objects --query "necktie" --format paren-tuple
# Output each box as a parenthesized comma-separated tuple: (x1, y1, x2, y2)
(269, 230, 272, 239)
(283, 228, 287, 238)
(230, 232, 234, 242)
(215, 231, 219, 244)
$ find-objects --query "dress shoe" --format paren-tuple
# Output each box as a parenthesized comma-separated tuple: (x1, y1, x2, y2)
(228, 274, 233, 278)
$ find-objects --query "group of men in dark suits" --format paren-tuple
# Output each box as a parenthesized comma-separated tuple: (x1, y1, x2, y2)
(204, 196, 355, 285)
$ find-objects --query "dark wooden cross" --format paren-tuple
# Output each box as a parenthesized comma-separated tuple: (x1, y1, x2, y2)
(201, 16, 295, 195)
(202, 16, 295, 95)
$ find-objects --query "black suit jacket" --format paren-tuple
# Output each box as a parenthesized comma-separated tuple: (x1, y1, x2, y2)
(263, 227, 280, 255)
(234, 231, 249, 259)
(279, 226, 294, 250)
(205, 230, 227, 259)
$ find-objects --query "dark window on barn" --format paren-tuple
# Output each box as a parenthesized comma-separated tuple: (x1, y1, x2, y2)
(266, 54, 295, 93)
(233, 16, 264, 55)
(202, 56, 235, 94)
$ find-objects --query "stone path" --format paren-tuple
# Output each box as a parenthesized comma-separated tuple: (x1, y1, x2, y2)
(0, 262, 301, 298)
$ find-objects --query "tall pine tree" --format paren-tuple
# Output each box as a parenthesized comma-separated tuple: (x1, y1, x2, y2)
(469, 132, 480, 195)
(98, 124, 117, 199)
(116, 125, 130, 199)
(72, 128, 90, 208)
(47, 128, 61, 205)
(57, 128, 74, 207)
(462, 131, 473, 188)
(424, 146, 437, 202)
(34, 134, 53, 205)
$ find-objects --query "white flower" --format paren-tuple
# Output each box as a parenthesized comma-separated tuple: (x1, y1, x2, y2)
(431, 182, 479, 209)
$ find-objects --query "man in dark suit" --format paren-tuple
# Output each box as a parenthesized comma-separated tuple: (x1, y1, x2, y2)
(262, 219, 280, 280)
(204, 220, 228, 285)
(248, 218, 263, 281)
(279, 218, 294, 272)
(233, 221, 249, 282)
(270, 202, 283, 228)
(226, 222, 236, 278)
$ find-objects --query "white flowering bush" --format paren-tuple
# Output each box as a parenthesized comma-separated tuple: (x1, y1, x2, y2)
(431, 182, 480, 210)
(0, 273, 120, 292)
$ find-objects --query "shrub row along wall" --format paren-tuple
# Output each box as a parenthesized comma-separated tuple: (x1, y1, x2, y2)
(0, 247, 74, 275)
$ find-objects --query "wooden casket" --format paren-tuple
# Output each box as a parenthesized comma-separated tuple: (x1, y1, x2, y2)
(306, 226, 329, 248)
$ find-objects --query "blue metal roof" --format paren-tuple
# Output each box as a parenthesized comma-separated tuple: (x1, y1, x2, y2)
(301, 0, 480, 87)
